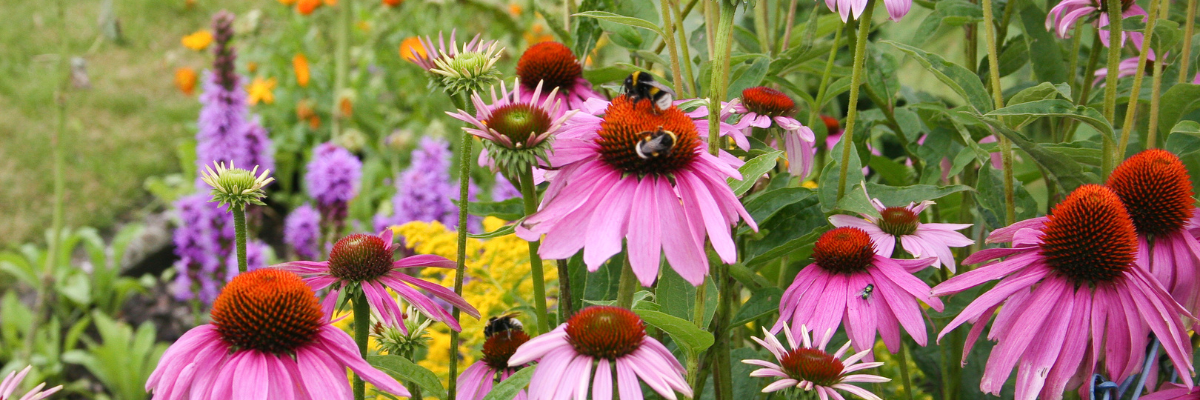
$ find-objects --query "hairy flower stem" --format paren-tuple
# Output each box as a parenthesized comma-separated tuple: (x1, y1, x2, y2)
(661, 0, 687, 95)
(518, 166, 551, 333)
(1066, 29, 1104, 143)
(1180, 0, 1197, 83)
(836, 0, 875, 200)
(779, 0, 801, 52)
(711, 261, 736, 400)
(1066, 23, 1086, 114)
(707, 0, 737, 155)
(1118, 0, 1163, 158)
(981, 0, 1016, 224)
(899, 341, 916, 400)
(1147, 0, 1168, 146)
(446, 91, 475, 400)
(687, 277, 708, 394)
(615, 258, 638, 309)
(807, 21, 845, 130)
(233, 205, 248, 273)
(332, 0, 353, 140)
(754, 0, 772, 55)
(1102, 0, 1124, 176)
(557, 259, 574, 320)
(672, 0, 698, 96)
(352, 291, 370, 400)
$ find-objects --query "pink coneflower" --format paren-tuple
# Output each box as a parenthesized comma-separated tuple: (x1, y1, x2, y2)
(273, 230, 480, 332)
(406, 30, 496, 71)
(825, 0, 911, 22)
(1, 366, 61, 400)
(728, 87, 816, 179)
(145, 269, 410, 399)
(829, 187, 973, 271)
(515, 41, 605, 113)
(745, 323, 887, 398)
(1143, 383, 1200, 400)
(1093, 52, 1163, 86)
(456, 323, 531, 400)
(517, 95, 756, 286)
(774, 227, 944, 354)
(1108, 149, 1200, 315)
(447, 79, 574, 173)
(933, 184, 1195, 400)
(507, 306, 691, 399)
(1046, 0, 1147, 47)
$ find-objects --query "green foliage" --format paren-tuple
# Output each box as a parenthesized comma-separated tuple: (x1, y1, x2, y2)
(63, 312, 166, 400)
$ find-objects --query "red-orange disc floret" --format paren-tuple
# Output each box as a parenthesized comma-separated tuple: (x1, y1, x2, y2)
(565, 306, 646, 360)
(812, 227, 876, 274)
(327, 234, 394, 282)
(211, 269, 324, 354)
(741, 87, 796, 117)
(482, 331, 531, 370)
(779, 348, 845, 387)
(878, 207, 919, 236)
(596, 96, 700, 176)
(516, 42, 582, 92)
(1039, 184, 1137, 284)
(1107, 149, 1195, 236)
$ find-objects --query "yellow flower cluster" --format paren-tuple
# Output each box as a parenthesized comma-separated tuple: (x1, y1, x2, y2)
(392, 217, 558, 385)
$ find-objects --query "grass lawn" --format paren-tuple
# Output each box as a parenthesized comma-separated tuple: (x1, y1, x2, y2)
(0, 0, 252, 246)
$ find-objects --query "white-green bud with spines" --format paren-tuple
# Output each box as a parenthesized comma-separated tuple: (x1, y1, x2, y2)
(431, 41, 504, 96)
(200, 161, 274, 209)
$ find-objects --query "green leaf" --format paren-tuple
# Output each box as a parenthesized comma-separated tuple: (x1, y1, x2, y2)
(884, 40, 994, 113)
(1158, 84, 1200, 137)
(976, 167, 1038, 230)
(744, 195, 828, 269)
(728, 150, 783, 196)
(1166, 122, 1200, 195)
(739, 187, 817, 234)
(1018, 1, 1070, 84)
(976, 113, 1097, 193)
(635, 309, 715, 355)
(725, 56, 771, 101)
(656, 266, 719, 326)
(864, 183, 973, 210)
(469, 223, 517, 239)
(574, 11, 664, 36)
(466, 198, 525, 220)
(1172, 120, 1200, 136)
(986, 99, 1114, 143)
(1151, 20, 1182, 55)
(367, 355, 448, 399)
(819, 140, 864, 211)
(571, 0, 609, 57)
(481, 366, 536, 400)
(730, 287, 784, 327)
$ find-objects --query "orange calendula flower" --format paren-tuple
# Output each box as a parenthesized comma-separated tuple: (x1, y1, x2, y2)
(293, 54, 310, 87)
(383, 0, 403, 6)
(246, 77, 277, 105)
(297, 0, 321, 15)
(181, 30, 213, 51)
(508, 3, 522, 16)
(175, 67, 198, 95)
(399, 37, 427, 63)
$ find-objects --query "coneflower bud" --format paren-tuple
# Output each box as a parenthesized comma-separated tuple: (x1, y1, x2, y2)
(199, 161, 273, 209)
(431, 41, 503, 96)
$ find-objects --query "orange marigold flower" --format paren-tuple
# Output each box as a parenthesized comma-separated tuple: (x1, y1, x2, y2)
(297, 0, 321, 15)
(246, 77, 277, 105)
(293, 54, 310, 87)
(181, 30, 213, 51)
(399, 37, 427, 63)
(175, 67, 198, 95)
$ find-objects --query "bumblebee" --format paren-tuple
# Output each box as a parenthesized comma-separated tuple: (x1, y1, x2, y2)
(858, 284, 875, 300)
(635, 128, 678, 159)
(483, 313, 524, 338)
(623, 71, 675, 112)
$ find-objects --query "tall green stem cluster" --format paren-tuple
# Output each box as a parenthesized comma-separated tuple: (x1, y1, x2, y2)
(981, 0, 1015, 224)
(836, 1, 875, 200)
(352, 291, 371, 400)
(446, 92, 475, 400)
(1101, 0, 1124, 176)
(518, 166, 552, 333)
(1117, 0, 1163, 157)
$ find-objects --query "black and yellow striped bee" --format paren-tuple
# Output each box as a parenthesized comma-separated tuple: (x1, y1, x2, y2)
(483, 313, 524, 338)
(635, 128, 679, 159)
(623, 71, 675, 112)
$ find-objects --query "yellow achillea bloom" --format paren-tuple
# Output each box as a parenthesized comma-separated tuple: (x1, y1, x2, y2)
(292, 54, 310, 87)
(174, 67, 198, 95)
(246, 77, 277, 105)
(393, 217, 558, 386)
(181, 30, 213, 51)
(399, 37, 427, 63)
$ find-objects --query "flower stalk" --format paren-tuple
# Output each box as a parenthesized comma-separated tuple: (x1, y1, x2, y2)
(1102, 0, 1124, 176)
(836, 0, 875, 200)
(352, 290, 370, 400)
(981, 0, 1016, 224)
(661, 0, 687, 96)
(1117, 0, 1162, 158)
(1180, 0, 1197, 83)
(517, 165, 551, 333)
(707, 0, 737, 155)
(447, 91, 474, 400)
(898, 341, 915, 400)
(1146, 0, 1168, 146)
(232, 206, 248, 273)
(616, 258, 638, 309)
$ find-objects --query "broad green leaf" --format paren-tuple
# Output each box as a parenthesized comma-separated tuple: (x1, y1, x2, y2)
(657, 266, 719, 326)
(994, 36, 1029, 78)
(729, 150, 783, 196)
(739, 187, 816, 235)
(1018, 2, 1070, 84)
(1151, 20, 1181, 55)
(571, 0, 609, 57)
(730, 287, 784, 327)
(976, 167, 1039, 230)
(481, 366, 536, 400)
(884, 41, 994, 113)
(976, 113, 1097, 192)
(583, 64, 638, 85)
(865, 183, 974, 208)
(1158, 84, 1200, 136)
(1166, 122, 1200, 195)
(744, 196, 828, 269)
(726, 56, 771, 101)
(466, 198, 525, 220)
(574, 11, 664, 36)
(1172, 120, 1200, 136)
(819, 141, 864, 212)
(468, 223, 517, 239)
(986, 99, 1114, 143)
(635, 309, 715, 355)
(368, 355, 448, 399)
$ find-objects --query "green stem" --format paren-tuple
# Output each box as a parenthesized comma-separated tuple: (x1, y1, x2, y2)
(754, 0, 772, 55)
(836, 0, 875, 200)
(779, 0, 801, 52)
(352, 290, 370, 400)
(1179, 0, 1196, 83)
(616, 258, 638, 309)
(711, 262, 735, 400)
(671, 0, 698, 97)
(707, 1, 737, 155)
(981, 0, 1015, 224)
(517, 166, 551, 333)
(1066, 29, 1104, 143)
(661, 0, 687, 96)
(1102, 0, 1124, 121)
(807, 21, 845, 129)
(332, 0, 353, 140)
(899, 341, 916, 400)
(687, 281, 708, 395)
(446, 92, 475, 400)
(233, 205, 248, 273)
(1118, 0, 1161, 158)
(557, 259, 574, 321)
(1147, 0, 1168, 147)
(1066, 23, 1085, 112)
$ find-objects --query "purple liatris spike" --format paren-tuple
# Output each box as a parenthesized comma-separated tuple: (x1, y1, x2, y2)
(305, 142, 362, 223)
(492, 173, 520, 202)
(285, 204, 322, 260)
(171, 193, 234, 303)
